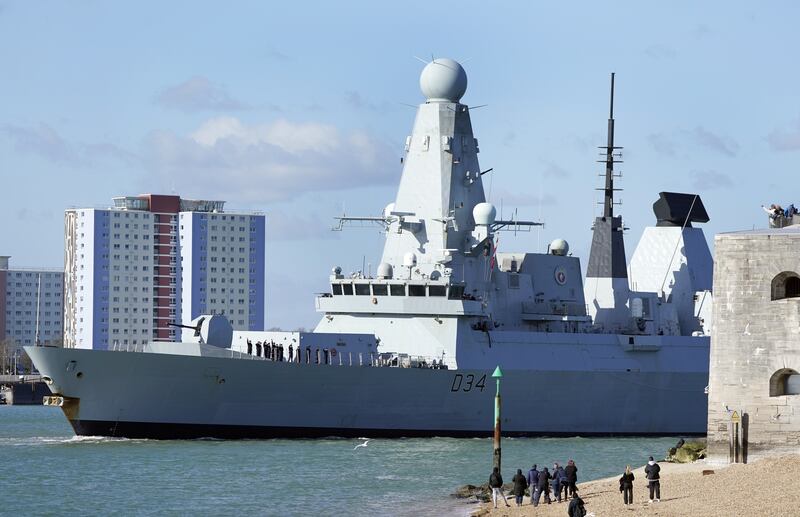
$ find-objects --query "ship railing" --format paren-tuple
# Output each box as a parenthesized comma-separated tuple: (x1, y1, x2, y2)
(110, 342, 149, 353)
(232, 347, 448, 369)
(107, 342, 449, 369)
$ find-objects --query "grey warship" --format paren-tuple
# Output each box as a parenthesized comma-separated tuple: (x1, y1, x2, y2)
(27, 60, 713, 438)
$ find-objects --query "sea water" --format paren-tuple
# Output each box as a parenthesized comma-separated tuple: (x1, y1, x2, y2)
(0, 406, 680, 516)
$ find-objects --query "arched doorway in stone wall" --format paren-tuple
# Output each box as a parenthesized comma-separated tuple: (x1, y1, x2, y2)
(770, 271, 800, 300)
(769, 368, 800, 396)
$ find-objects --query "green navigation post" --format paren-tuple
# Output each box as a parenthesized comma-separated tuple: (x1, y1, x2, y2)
(492, 365, 503, 472)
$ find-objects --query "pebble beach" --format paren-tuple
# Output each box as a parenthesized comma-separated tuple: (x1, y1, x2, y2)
(474, 454, 800, 516)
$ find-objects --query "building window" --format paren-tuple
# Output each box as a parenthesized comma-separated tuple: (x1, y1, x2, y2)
(770, 368, 800, 396)
(771, 271, 800, 300)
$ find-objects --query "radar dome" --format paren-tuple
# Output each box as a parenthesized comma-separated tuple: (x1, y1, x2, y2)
(377, 262, 394, 279)
(549, 239, 569, 256)
(473, 202, 497, 226)
(383, 202, 396, 219)
(403, 252, 417, 267)
(420, 58, 467, 102)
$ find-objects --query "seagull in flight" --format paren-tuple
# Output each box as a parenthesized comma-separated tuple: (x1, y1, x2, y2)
(353, 438, 370, 450)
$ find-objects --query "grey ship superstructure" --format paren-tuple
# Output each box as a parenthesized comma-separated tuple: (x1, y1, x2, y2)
(28, 60, 713, 438)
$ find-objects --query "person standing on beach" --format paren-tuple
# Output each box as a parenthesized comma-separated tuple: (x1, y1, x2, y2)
(536, 466, 552, 505)
(551, 462, 565, 503)
(527, 464, 539, 505)
(512, 468, 528, 507)
(619, 465, 635, 505)
(489, 466, 510, 509)
(645, 456, 661, 503)
(564, 459, 578, 497)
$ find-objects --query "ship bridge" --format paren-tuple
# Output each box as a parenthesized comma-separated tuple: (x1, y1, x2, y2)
(317, 277, 483, 316)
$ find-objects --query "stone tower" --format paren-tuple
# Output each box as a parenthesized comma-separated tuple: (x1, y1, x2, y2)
(707, 224, 800, 462)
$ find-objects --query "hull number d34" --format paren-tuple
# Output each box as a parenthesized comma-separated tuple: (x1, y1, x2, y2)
(450, 373, 487, 392)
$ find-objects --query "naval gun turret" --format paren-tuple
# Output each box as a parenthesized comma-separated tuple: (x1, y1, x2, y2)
(172, 314, 233, 348)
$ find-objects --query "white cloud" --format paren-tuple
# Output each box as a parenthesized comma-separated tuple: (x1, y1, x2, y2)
(648, 132, 678, 157)
(143, 116, 397, 202)
(2, 123, 137, 167)
(644, 44, 677, 60)
(691, 126, 739, 157)
(266, 210, 341, 241)
(691, 170, 734, 190)
(2, 123, 78, 164)
(767, 119, 800, 151)
(155, 76, 247, 112)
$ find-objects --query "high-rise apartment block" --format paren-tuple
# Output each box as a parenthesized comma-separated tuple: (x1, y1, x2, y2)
(0, 256, 64, 354)
(63, 195, 265, 349)
(179, 208, 265, 339)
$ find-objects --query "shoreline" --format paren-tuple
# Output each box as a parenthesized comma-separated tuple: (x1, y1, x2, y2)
(468, 454, 800, 516)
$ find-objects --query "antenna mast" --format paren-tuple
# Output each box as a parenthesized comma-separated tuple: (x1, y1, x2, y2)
(600, 72, 623, 218)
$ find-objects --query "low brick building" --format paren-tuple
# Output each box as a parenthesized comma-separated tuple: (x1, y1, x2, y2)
(707, 225, 800, 462)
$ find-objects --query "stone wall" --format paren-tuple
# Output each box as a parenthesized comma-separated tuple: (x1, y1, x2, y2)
(707, 230, 800, 462)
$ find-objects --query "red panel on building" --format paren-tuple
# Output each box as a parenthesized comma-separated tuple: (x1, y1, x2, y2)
(0, 270, 6, 338)
(158, 277, 170, 286)
(158, 256, 171, 265)
(143, 195, 180, 214)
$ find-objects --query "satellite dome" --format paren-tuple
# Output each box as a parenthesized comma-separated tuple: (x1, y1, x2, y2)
(403, 252, 417, 267)
(550, 239, 569, 256)
(420, 58, 467, 102)
(473, 202, 497, 226)
(383, 202, 396, 219)
(377, 262, 394, 279)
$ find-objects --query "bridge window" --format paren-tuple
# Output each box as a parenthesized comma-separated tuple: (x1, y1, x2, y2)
(331, 284, 343, 296)
(372, 284, 388, 296)
(429, 285, 446, 297)
(389, 284, 405, 296)
(409, 285, 425, 297)
(448, 285, 465, 299)
(354, 284, 370, 295)
(771, 271, 800, 300)
(342, 284, 353, 295)
(769, 368, 800, 396)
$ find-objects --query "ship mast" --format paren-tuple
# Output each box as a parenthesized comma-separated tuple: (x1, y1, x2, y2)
(601, 72, 622, 218)
(584, 72, 630, 331)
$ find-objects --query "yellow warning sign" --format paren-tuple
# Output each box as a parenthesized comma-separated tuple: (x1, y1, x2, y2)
(731, 411, 741, 424)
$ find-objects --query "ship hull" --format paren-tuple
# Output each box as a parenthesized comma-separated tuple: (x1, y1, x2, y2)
(26, 343, 708, 439)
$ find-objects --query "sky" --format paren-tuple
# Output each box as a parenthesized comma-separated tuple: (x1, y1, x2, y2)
(1, 1, 799, 330)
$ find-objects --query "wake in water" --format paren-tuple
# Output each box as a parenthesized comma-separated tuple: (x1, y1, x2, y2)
(0, 435, 149, 447)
